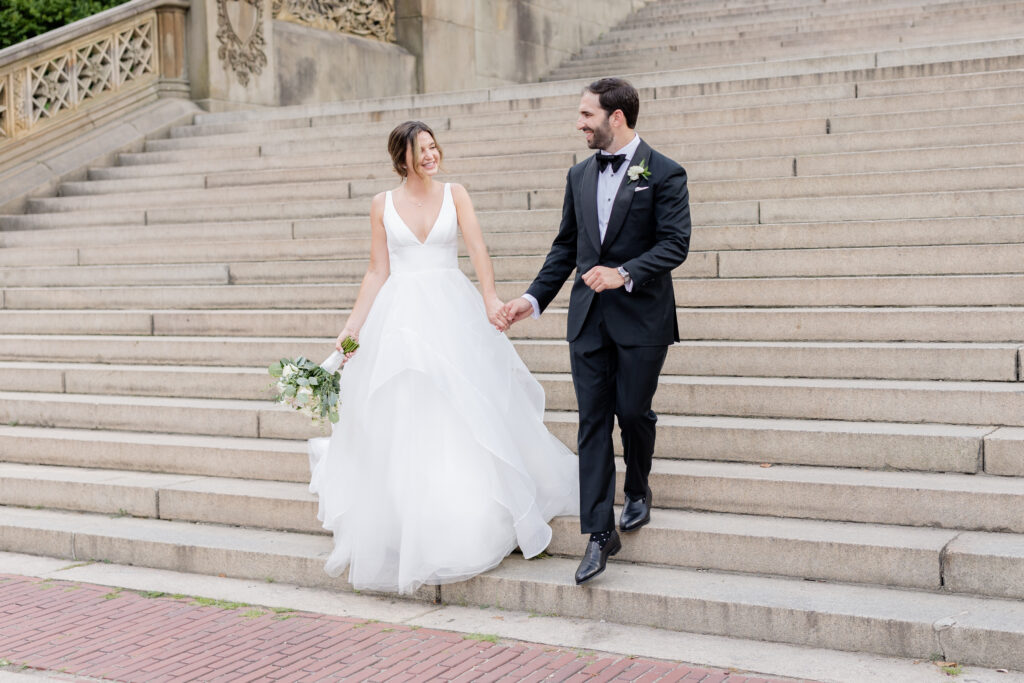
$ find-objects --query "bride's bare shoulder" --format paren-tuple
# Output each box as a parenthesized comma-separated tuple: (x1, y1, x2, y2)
(450, 183, 471, 204)
(369, 192, 388, 221)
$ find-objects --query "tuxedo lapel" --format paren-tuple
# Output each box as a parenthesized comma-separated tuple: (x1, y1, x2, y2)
(601, 139, 651, 254)
(580, 155, 601, 254)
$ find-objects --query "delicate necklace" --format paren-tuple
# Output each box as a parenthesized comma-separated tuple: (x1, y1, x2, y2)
(403, 184, 427, 207)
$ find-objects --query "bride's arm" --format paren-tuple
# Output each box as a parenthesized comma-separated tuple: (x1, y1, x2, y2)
(336, 192, 390, 351)
(451, 183, 509, 332)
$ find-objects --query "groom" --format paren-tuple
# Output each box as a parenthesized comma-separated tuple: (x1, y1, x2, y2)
(505, 78, 691, 584)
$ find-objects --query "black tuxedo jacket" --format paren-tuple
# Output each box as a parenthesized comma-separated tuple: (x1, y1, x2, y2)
(526, 139, 691, 346)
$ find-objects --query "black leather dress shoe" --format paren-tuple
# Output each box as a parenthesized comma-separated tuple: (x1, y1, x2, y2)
(574, 530, 621, 585)
(619, 485, 652, 532)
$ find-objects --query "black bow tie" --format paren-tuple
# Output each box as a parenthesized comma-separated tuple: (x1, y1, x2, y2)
(595, 151, 627, 173)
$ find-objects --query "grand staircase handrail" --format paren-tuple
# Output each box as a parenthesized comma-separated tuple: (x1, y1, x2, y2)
(0, 0, 188, 68)
(0, 0, 189, 162)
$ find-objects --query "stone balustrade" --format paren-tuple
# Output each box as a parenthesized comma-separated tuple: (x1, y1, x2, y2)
(0, 0, 188, 161)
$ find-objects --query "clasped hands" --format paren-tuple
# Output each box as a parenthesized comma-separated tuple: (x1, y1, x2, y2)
(502, 266, 626, 327)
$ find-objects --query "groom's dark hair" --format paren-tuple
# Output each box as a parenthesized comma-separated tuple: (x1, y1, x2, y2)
(585, 78, 639, 129)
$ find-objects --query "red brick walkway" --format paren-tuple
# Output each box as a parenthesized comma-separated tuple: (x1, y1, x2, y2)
(0, 573, 809, 682)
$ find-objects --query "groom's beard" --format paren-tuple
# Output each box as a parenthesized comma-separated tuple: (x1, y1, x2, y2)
(583, 120, 613, 150)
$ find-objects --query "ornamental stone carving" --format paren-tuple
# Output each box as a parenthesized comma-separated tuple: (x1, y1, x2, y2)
(216, 0, 268, 86)
(273, 0, 395, 42)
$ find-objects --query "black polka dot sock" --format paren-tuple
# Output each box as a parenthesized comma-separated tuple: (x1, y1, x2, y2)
(590, 530, 613, 548)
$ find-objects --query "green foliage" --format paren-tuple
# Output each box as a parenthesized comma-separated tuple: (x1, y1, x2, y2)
(0, 0, 131, 50)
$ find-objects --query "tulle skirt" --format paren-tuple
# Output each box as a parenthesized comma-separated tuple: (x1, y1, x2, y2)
(308, 267, 579, 594)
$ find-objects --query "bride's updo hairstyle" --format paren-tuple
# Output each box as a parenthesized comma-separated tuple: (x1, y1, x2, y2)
(388, 120, 443, 178)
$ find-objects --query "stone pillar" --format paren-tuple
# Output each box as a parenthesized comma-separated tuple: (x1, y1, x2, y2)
(187, 0, 278, 110)
(156, 4, 190, 97)
(395, 0, 477, 93)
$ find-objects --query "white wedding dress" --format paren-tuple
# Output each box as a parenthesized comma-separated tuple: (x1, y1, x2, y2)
(308, 183, 580, 595)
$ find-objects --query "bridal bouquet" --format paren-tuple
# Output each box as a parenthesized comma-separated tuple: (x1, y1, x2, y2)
(268, 337, 359, 425)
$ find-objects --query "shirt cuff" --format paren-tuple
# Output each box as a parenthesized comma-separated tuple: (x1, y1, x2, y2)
(522, 293, 541, 319)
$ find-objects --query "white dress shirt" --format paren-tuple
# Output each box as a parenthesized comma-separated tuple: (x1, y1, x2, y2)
(523, 134, 640, 318)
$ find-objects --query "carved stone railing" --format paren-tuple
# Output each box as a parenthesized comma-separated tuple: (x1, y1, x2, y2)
(0, 0, 188, 155)
(272, 0, 395, 42)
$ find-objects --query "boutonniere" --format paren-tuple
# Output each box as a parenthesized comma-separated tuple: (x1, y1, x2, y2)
(627, 159, 651, 183)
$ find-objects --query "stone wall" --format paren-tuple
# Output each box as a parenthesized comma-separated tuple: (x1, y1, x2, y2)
(274, 21, 416, 106)
(395, 0, 650, 92)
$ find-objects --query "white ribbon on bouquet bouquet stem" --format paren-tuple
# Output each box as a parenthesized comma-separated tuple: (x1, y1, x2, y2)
(320, 351, 346, 374)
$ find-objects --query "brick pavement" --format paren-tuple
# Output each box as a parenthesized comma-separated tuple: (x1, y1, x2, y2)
(0, 573, 812, 682)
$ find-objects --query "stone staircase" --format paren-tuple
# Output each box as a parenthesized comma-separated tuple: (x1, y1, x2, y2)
(3, 0, 1024, 672)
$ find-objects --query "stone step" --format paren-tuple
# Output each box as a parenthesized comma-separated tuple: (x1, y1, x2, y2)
(0, 254, 706, 288)
(642, 459, 1024, 533)
(2, 461, 1018, 597)
(0, 425, 307, 482)
(176, 83, 853, 140)
(0, 410, 996, 476)
(693, 215, 1024, 251)
(3, 305, 1023, 341)
(610, 16, 1019, 53)
(50, 164, 1024, 213)
(0, 246, 80, 268)
(2, 506, 1021, 670)
(0, 263, 231, 288)
(536, 373, 1024, 427)
(2, 195, 758, 230)
(2, 363, 1023, 426)
(760, 187, 1024, 223)
(7, 272, 1024, 310)
(11, 182, 1024, 234)
(986, 427, 1024, 476)
(718, 242, 1024, 277)
(2, 213, 1021, 260)
(109, 119, 1024, 175)
(855, 66, 1024, 98)
(597, 6, 1019, 53)
(88, 149, 793, 186)
(570, 17, 1024, 57)
(796, 141, 1024, 176)
(616, 0, 1015, 29)
(446, 555, 1024, 670)
(555, 29, 1022, 79)
(65, 138, 1024, 205)
(150, 117, 825, 159)
(0, 210, 558, 248)
(26, 161, 1024, 216)
(3, 228, 1022, 280)
(0, 391, 1005, 474)
(217, 104, 1024, 160)
(2, 451, 1023, 542)
(0, 331, 1015, 381)
(141, 85, 1024, 155)
(559, 17, 1022, 72)
(184, 67, 1024, 134)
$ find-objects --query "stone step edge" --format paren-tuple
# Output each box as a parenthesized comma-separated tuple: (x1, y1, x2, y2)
(2, 505, 1023, 671)
(2, 364, 1023, 393)
(0, 462, 1014, 595)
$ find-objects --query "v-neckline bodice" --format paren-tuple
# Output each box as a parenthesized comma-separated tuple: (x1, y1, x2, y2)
(388, 183, 449, 246)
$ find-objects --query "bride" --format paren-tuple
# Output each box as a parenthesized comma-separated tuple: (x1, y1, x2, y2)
(307, 121, 580, 595)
